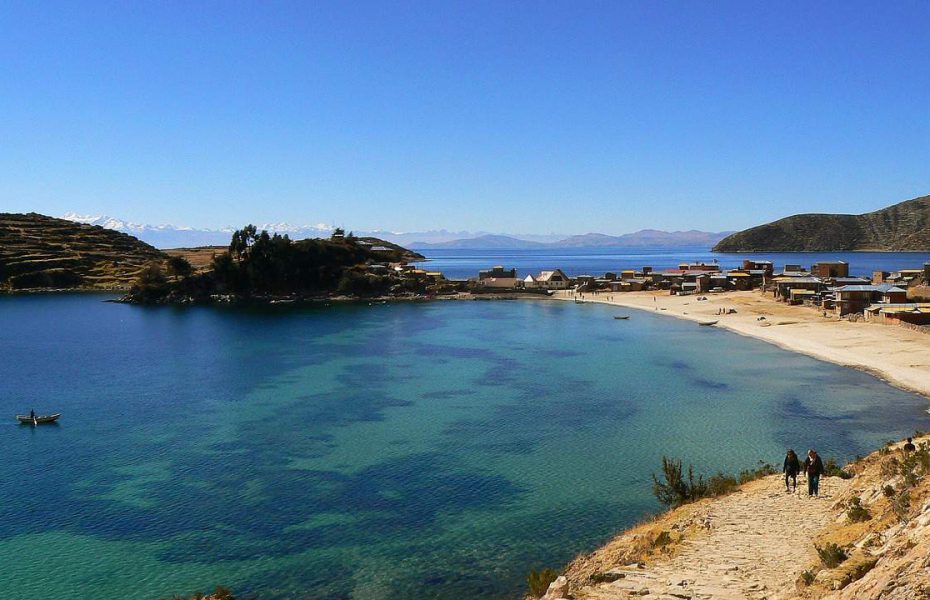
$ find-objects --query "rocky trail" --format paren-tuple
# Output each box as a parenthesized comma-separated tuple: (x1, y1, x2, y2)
(576, 478, 847, 599)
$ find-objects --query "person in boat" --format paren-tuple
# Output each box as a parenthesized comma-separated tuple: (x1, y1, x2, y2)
(30, 409, 35, 420)
(783, 449, 800, 493)
(804, 449, 824, 497)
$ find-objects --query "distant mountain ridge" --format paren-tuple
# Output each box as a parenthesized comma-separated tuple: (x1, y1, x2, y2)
(62, 213, 729, 250)
(412, 229, 732, 249)
(713, 194, 930, 252)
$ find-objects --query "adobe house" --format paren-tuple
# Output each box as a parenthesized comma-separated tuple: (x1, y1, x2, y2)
(864, 303, 930, 326)
(811, 261, 849, 278)
(479, 265, 517, 280)
(773, 276, 823, 301)
(834, 284, 908, 316)
(742, 260, 774, 277)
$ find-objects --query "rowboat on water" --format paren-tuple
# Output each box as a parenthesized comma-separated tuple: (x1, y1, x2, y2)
(15, 413, 61, 425)
(698, 320, 718, 327)
(613, 316, 630, 320)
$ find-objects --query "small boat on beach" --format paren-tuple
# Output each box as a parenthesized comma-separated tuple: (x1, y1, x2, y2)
(613, 316, 630, 320)
(698, 320, 718, 327)
(16, 413, 61, 425)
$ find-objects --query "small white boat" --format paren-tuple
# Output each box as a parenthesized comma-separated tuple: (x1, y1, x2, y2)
(16, 413, 61, 425)
(698, 320, 718, 327)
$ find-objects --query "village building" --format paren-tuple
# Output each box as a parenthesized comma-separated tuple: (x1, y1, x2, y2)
(811, 261, 849, 278)
(863, 303, 930, 326)
(479, 265, 517, 280)
(535, 269, 570, 290)
(834, 284, 908, 316)
(742, 260, 774, 276)
(772, 276, 824, 301)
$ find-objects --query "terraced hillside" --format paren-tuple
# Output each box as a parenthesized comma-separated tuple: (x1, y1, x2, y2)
(0, 213, 166, 290)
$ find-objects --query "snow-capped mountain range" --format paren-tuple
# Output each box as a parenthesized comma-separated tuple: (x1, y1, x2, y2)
(61, 213, 729, 250)
(63, 213, 336, 248)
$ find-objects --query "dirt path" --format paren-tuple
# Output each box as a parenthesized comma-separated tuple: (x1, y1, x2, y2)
(575, 476, 851, 600)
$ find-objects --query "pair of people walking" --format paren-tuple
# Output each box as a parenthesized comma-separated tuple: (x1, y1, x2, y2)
(782, 449, 824, 496)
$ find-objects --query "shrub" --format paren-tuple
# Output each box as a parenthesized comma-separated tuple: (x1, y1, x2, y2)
(738, 461, 777, 484)
(816, 543, 847, 568)
(846, 497, 871, 523)
(880, 457, 900, 478)
(824, 458, 853, 479)
(892, 490, 911, 521)
(527, 569, 558, 598)
(848, 559, 877, 583)
(706, 473, 739, 497)
(899, 454, 922, 488)
(652, 530, 672, 548)
(882, 485, 895, 498)
(800, 570, 816, 586)
(652, 457, 707, 508)
(913, 442, 930, 475)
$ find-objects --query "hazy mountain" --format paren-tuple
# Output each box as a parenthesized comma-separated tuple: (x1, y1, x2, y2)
(411, 230, 730, 249)
(61, 213, 729, 250)
(63, 213, 333, 248)
(713, 194, 930, 252)
(62, 214, 545, 248)
(557, 230, 733, 248)
(410, 235, 548, 249)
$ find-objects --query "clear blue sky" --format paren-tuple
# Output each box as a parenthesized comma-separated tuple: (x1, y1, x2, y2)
(2, 1, 929, 234)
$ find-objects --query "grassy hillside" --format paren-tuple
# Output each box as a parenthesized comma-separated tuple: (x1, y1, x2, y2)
(714, 194, 930, 251)
(0, 213, 165, 290)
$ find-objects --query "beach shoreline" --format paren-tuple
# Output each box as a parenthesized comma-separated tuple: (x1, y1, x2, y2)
(550, 289, 930, 400)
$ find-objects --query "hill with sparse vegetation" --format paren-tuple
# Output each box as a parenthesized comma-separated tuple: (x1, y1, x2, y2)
(714, 195, 930, 252)
(0, 212, 165, 290)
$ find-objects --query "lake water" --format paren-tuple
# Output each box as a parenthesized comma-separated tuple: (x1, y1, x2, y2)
(414, 247, 930, 279)
(1, 294, 927, 599)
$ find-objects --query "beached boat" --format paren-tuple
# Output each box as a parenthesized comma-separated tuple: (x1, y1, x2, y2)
(613, 316, 630, 320)
(698, 320, 718, 327)
(15, 413, 61, 425)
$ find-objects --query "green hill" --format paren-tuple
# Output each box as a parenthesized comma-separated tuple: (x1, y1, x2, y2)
(0, 213, 165, 290)
(713, 194, 930, 252)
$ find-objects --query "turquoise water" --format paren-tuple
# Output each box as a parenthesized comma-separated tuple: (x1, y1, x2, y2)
(1, 295, 927, 600)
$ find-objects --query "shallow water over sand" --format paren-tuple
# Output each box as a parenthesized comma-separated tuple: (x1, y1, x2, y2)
(1, 295, 926, 599)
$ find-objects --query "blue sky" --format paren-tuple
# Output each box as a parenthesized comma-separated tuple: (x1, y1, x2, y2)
(2, 1, 929, 234)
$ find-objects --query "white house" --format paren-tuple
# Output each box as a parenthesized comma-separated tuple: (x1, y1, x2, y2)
(523, 274, 538, 289)
(536, 269, 570, 290)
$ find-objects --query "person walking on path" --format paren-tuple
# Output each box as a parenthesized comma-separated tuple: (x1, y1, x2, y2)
(804, 449, 824, 497)
(783, 449, 800, 493)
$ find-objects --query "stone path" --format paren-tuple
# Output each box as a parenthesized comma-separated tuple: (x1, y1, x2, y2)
(577, 477, 849, 600)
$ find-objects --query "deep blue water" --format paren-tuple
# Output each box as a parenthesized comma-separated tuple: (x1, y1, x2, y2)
(0, 294, 927, 599)
(414, 247, 930, 279)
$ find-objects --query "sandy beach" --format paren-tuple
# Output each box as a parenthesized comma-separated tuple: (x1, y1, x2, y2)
(553, 290, 930, 399)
